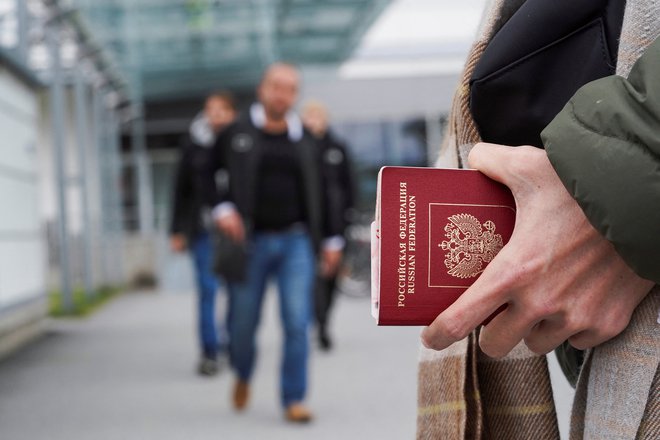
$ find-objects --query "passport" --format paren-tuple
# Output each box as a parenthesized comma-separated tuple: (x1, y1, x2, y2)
(371, 167, 516, 325)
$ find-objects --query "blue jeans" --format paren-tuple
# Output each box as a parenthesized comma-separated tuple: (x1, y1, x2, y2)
(227, 228, 315, 407)
(190, 232, 224, 358)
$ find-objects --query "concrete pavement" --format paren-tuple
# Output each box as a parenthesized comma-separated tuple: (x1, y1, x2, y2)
(0, 287, 573, 439)
(0, 289, 421, 440)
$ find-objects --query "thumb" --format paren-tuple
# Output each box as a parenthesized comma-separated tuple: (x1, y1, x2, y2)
(467, 142, 520, 189)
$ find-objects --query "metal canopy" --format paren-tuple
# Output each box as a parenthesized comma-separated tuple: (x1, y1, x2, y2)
(72, 0, 392, 101)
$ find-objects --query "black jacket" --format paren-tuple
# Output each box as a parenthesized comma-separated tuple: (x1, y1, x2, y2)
(318, 131, 355, 235)
(170, 136, 212, 240)
(202, 112, 342, 252)
(469, 0, 626, 148)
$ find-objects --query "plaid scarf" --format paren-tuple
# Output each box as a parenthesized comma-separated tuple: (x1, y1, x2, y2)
(417, 1, 660, 439)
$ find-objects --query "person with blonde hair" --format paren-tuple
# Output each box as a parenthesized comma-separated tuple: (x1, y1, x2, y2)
(302, 100, 355, 351)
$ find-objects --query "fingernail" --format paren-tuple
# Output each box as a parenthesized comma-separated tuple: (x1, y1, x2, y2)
(421, 329, 435, 350)
(420, 329, 429, 348)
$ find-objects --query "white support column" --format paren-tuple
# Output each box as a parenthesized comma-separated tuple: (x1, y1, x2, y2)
(73, 67, 95, 298)
(256, 0, 278, 65)
(122, 0, 154, 236)
(15, 0, 29, 63)
(108, 108, 125, 285)
(130, 95, 155, 235)
(92, 85, 110, 286)
(47, 24, 73, 312)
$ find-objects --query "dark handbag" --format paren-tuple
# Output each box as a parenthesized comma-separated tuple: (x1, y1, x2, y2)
(469, 0, 625, 148)
(211, 228, 249, 282)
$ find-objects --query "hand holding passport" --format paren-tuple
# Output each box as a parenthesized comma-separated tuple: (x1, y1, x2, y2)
(371, 166, 515, 326)
(372, 145, 651, 360)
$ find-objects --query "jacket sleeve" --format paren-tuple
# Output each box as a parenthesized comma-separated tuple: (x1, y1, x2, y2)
(319, 143, 344, 240)
(337, 139, 357, 213)
(200, 128, 230, 209)
(542, 36, 660, 283)
(169, 144, 194, 235)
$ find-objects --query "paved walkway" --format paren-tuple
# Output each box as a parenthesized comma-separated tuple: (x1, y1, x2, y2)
(0, 287, 574, 439)
(0, 289, 421, 440)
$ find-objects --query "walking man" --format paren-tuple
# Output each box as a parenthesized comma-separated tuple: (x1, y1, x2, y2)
(170, 92, 236, 376)
(202, 63, 344, 422)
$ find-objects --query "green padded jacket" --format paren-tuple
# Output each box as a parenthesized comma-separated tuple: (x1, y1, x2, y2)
(543, 36, 660, 285)
(543, 36, 660, 387)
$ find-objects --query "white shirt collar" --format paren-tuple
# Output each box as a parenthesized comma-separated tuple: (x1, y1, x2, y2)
(249, 102, 303, 142)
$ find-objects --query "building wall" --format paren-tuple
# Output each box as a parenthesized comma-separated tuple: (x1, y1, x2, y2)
(0, 65, 45, 310)
(0, 61, 48, 359)
(37, 85, 128, 291)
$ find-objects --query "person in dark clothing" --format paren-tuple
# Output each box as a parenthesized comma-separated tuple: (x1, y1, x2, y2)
(201, 63, 344, 423)
(302, 100, 355, 351)
(170, 92, 236, 376)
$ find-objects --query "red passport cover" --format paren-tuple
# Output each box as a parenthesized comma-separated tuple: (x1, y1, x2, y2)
(372, 167, 516, 325)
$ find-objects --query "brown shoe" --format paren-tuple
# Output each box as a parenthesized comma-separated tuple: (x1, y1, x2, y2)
(232, 380, 250, 411)
(285, 403, 313, 423)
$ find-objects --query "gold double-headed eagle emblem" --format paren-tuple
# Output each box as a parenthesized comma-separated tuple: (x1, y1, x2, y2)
(439, 214, 504, 279)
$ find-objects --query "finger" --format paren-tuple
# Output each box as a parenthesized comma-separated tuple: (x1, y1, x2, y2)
(421, 246, 515, 351)
(467, 142, 515, 180)
(523, 318, 575, 355)
(478, 302, 536, 358)
(568, 326, 626, 351)
(468, 143, 540, 193)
